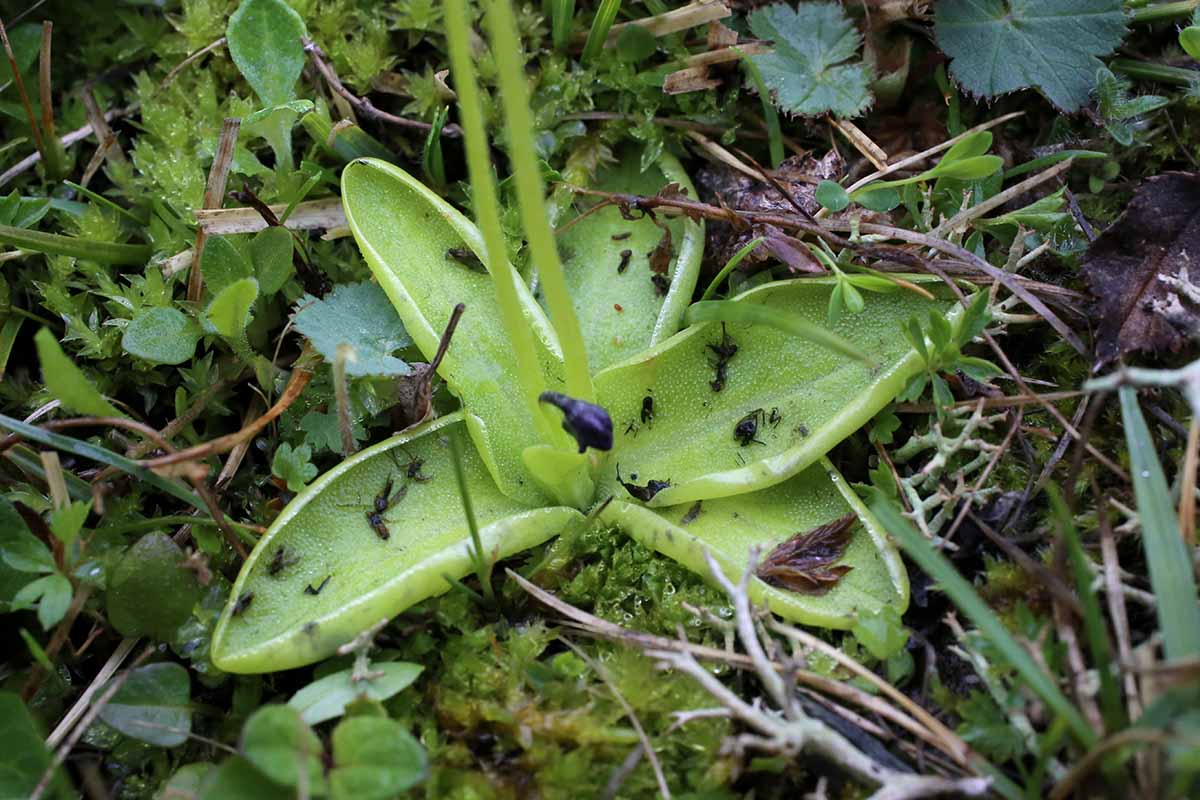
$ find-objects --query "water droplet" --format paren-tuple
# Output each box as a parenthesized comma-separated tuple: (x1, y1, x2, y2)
(1141, 470, 1150, 478)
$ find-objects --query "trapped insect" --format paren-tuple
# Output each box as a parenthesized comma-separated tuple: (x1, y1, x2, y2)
(304, 575, 332, 596)
(267, 546, 299, 577)
(232, 591, 254, 616)
(365, 475, 408, 540)
(734, 408, 767, 447)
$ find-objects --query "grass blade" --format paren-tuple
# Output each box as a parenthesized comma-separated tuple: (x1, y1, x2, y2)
(581, 0, 621, 63)
(1118, 386, 1200, 660)
(869, 496, 1098, 748)
(0, 224, 152, 264)
(0, 414, 204, 511)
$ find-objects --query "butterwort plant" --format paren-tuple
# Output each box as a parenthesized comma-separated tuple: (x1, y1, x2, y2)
(210, 0, 958, 673)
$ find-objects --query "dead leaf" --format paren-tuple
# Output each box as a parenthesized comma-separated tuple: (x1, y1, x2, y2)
(755, 512, 855, 595)
(1082, 171, 1200, 365)
(647, 227, 673, 275)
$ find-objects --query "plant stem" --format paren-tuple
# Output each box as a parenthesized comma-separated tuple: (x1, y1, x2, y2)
(699, 236, 764, 301)
(486, 0, 596, 403)
(449, 426, 496, 608)
(0, 225, 151, 264)
(581, 0, 622, 63)
(1130, 0, 1199, 23)
(1110, 57, 1199, 86)
(444, 0, 557, 445)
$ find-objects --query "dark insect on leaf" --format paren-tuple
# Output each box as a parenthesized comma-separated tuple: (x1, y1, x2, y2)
(680, 500, 703, 525)
(611, 231, 632, 241)
(393, 303, 465, 429)
(446, 246, 486, 272)
(647, 228, 673, 275)
(304, 575, 332, 596)
(768, 407, 782, 427)
(618, 249, 633, 274)
(539, 391, 614, 453)
(756, 513, 856, 595)
(651, 274, 670, 296)
(707, 323, 738, 392)
(232, 591, 255, 615)
(641, 393, 654, 426)
(616, 464, 670, 502)
(735, 408, 765, 446)
(268, 546, 299, 577)
(365, 474, 408, 540)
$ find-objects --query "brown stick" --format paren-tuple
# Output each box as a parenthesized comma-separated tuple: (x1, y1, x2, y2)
(188, 117, 241, 302)
(0, 15, 46, 157)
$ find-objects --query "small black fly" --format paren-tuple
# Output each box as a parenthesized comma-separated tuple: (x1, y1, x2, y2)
(618, 249, 633, 274)
(304, 575, 332, 596)
(616, 464, 670, 502)
(641, 393, 654, 426)
(232, 591, 254, 616)
(735, 409, 766, 447)
(395, 448, 431, 482)
(366, 475, 408, 540)
(769, 407, 782, 428)
(268, 546, 299, 577)
(651, 273, 670, 296)
(446, 247, 486, 272)
(707, 323, 738, 392)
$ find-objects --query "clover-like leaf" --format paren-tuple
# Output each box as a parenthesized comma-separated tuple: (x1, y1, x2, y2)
(747, 2, 874, 118)
(557, 149, 704, 371)
(210, 414, 583, 673)
(600, 458, 907, 628)
(594, 278, 953, 507)
(291, 282, 414, 378)
(241, 706, 327, 793)
(330, 716, 428, 798)
(289, 662, 422, 725)
(934, 0, 1128, 112)
(342, 158, 567, 505)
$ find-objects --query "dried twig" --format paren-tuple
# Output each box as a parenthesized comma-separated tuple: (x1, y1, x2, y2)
(188, 117, 241, 301)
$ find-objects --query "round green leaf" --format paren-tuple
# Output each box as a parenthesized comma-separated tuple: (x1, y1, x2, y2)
(1181, 26, 1200, 60)
(289, 662, 423, 725)
(107, 533, 202, 639)
(330, 716, 428, 799)
(98, 662, 192, 747)
(226, 0, 307, 106)
(122, 307, 200, 365)
(241, 705, 327, 793)
(815, 180, 850, 212)
(855, 187, 900, 212)
(200, 235, 253, 296)
(199, 756, 295, 800)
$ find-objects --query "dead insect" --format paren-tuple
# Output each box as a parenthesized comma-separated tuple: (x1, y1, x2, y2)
(650, 273, 670, 296)
(618, 249, 633, 274)
(794, 423, 810, 438)
(768, 407, 782, 428)
(680, 500, 703, 525)
(735, 409, 766, 447)
(616, 464, 670, 502)
(755, 513, 856, 595)
(446, 246, 485, 272)
(394, 447, 431, 482)
(232, 591, 254, 616)
(267, 546, 299, 577)
(641, 393, 654, 426)
(706, 323, 738, 392)
(304, 575, 332, 596)
(611, 231, 632, 241)
(624, 419, 640, 437)
(366, 475, 408, 540)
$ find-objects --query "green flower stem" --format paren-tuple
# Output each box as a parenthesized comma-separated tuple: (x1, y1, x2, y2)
(1130, 0, 1198, 23)
(0, 225, 151, 265)
(449, 426, 496, 607)
(699, 236, 765, 302)
(444, 0, 557, 446)
(485, 0, 596, 405)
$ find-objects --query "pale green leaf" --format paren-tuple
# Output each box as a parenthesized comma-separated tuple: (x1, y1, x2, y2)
(13, 574, 72, 629)
(205, 277, 259, 338)
(330, 716, 428, 798)
(289, 663, 423, 725)
(226, 0, 307, 106)
(35, 329, 124, 418)
(99, 663, 191, 747)
(291, 282, 414, 377)
(241, 706, 327, 793)
(935, 0, 1128, 112)
(122, 307, 200, 365)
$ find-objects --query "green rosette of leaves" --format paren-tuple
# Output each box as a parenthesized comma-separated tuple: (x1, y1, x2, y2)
(210, 0, 955, 674)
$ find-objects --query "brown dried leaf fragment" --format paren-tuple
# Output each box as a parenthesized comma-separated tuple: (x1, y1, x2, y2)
(756, 512, 856, 595)
(647, 227, 673, 275)
(1082, 172, 1200, 366)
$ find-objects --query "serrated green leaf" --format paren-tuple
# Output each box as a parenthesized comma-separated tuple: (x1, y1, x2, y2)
(226, 0, 307, 106)
(330, 716, 428, 798)
(271, 442, 317, 492)
(934, 0, 1128, 112)
(99, 663, 191, 747)
(291, 282, 414, 378)
(205, 277, 259, 338)
(747, 2, 873, 118)
(122, 307, 201, 365)
(35, 329, 124, 418)
(290, 662, 423, 725)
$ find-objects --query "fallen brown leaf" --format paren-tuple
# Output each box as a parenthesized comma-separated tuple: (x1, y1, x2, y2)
(1082, 171, 1200, 365)
(756, 512, 856, 595)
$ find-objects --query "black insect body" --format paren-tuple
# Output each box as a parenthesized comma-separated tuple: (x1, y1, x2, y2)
(641, 393, 654, 426)
(618, 249, 633, 274)
(395, 448, 431, 482)
(611, 231, 632, 241)
(304, 575, 332, 596)
(616, 465, 670, 502)
(624, 420, 639, 437)
(538, 392, 614, 453)
(232, 591, 254, 616)
(366, 475, 408, 540)
(446, 246, 486, 272)
(735, 409, 767, 447)
(769, 407, 782, 428)
(650, 273, 670, 296)
(680, 500, 703, 525)
(268, 546, 299, 577)
(706, 323, 738, 392)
